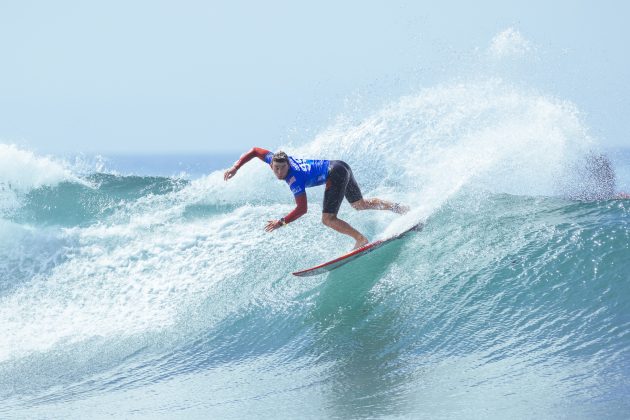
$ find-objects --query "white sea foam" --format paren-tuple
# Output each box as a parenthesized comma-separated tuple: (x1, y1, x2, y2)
(488, 28, 533, 58)
(0, 207, 259, 361)
(289, 80, 592, 237)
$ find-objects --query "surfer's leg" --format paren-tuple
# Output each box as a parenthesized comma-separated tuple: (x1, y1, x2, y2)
(323, 163, 368, 249)
(351, 198, 409, 214)
(322, 213, 369, 249)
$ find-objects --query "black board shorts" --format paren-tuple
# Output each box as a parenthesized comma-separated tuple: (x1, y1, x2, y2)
(323, 160, 363, 214)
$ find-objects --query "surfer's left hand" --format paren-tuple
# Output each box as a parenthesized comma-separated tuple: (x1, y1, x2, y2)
(265, 220, 283, 232)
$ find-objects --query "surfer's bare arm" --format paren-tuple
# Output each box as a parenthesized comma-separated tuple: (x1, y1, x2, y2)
(265, 193, 308, 232)
(224, 147, 271, 181)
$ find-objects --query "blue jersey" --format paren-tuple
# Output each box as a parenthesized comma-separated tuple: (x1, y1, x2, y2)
(264, 152, 330, 196)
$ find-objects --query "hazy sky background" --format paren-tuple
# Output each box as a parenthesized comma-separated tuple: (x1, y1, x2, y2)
(1, 0, 629, 154)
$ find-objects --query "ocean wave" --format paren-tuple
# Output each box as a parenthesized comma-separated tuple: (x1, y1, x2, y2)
(1, 80, 629, 417)
(1, 192, 627, 416)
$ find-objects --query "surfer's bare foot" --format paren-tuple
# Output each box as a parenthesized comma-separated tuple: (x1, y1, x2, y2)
(392, 203, 410, 214)
(353, 236, 369, 250)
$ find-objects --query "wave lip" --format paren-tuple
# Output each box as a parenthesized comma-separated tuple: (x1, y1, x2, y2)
(0, 144, 90, 213)
(0, 144, 83, 192)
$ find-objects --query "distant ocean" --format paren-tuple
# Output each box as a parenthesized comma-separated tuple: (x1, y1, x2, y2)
(75, 153, 238, 179)
(1, 80, 629, 419)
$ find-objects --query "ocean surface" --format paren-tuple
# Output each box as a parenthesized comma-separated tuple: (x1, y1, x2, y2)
(1, 81, 629, 419)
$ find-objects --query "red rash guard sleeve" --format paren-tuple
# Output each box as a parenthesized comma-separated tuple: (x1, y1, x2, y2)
(284, 193, 307, 224)
(233, 147, 271, 169)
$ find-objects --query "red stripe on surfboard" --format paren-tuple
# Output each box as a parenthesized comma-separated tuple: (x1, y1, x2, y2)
(292, 240, 385, 276)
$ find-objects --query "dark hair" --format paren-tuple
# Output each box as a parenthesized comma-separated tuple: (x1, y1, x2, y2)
(272, 151, 289, 164)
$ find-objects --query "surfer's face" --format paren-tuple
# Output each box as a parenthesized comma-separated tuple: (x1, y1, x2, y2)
(271, 161, 289, 179)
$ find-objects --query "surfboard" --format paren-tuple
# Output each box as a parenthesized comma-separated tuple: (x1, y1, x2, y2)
(292, 222, 423, 277)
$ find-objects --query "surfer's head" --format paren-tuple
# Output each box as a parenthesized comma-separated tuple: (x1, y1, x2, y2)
(271, 151, 289, 179)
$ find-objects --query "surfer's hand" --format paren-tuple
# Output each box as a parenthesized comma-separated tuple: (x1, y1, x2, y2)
(224, 166, 237, 181)
(265, 220, 283, 232)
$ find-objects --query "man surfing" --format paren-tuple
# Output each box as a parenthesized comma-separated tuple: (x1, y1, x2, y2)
(223, 147, 409, 249)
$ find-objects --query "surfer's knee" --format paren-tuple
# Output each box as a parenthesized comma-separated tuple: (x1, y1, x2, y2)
(322, 213, 337, 226)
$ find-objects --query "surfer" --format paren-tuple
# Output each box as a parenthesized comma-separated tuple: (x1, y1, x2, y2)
(224, 147, 409, 249)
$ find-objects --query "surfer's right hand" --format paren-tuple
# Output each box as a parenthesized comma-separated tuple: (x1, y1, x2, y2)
(224, 166, 237, 181)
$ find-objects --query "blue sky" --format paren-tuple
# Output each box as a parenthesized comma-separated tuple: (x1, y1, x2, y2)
(1, 0, 629, 154)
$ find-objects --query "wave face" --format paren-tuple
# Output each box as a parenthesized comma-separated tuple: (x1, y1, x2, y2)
(1, 81, 629, 419)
